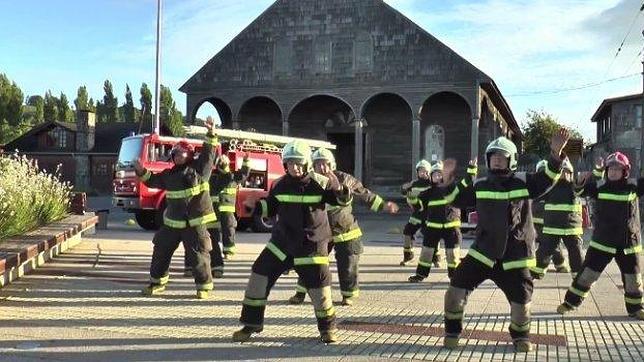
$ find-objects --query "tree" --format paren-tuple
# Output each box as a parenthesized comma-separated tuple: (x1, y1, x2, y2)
(43, 90, 58, 122)
(521, 109, 583, 158)
(74, 85, 89, 112)
(102, 80, 119, 123)
(0, 73, 24, 127)
(139, 83, 153, 128)
(160, 85, 185, 136)
(57, 92, 72, 122)
(123, 84, 137, 123)
(87, 97, 96, 112)
(26, 95, 44, 124)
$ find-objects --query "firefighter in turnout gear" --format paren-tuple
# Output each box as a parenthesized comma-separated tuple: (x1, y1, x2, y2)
(288, 148, 399, 306)
(400, 160, 443, 266)
(133, 117, 218, 300)
(531, 160, 569, 275)
(408, 160, 475, 282)
(443, 129, 569, 353)
(184, 153, 251, 278)
(557, 152, 644, 320)
(233, 140, 352, 344)
(531, 158, 585, 279)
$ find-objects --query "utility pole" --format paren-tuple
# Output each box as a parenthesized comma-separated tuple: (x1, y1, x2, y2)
(640, 29, 644, 176)
(153, 0, 162, 134)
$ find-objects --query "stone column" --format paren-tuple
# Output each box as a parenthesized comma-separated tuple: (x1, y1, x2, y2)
(354, 119, 364, 181)
(470, 117, 480, 160)
(282, 119, 289, 136)
(412, 118, 421, 179)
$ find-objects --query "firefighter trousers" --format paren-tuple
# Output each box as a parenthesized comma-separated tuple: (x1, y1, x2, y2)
(150, 225, 213, 291)
(563, 246, 643, 315)
(240, 241, 336, 333)
(444, 255, 534, 343)
(403, 221, 441, 262)
(218, 211, 237, 255)
(184, 227, 224, 273)
(535, 234, 583, 275)
(417, 227, 462, 278)
(296, 238, 364, 299)
(534, 226, 566, 268)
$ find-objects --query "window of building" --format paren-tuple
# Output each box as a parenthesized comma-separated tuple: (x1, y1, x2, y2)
(635, 105, 642, 128)
(94, 163, 108, 176)
(313, 39, 332, 73)
(273, 38, 292, 76)
(354, 33, 373, 72)
(47, 127, 68, 149)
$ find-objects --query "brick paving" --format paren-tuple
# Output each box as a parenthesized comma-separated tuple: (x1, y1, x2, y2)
(0, 215, 642, 361)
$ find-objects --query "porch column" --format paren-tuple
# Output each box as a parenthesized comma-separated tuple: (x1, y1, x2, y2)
(282, 119, 289, 136)
(354, 119, 364, 181)
(470, 117, 480, 160)
(412, 118, 421, 179)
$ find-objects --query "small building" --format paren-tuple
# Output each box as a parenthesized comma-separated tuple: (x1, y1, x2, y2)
(586, 93, 644, 176)
(2, 111, 139, 194)
(180, 0, 521, 192)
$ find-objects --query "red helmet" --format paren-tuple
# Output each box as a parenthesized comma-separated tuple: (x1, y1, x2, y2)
(171, 140, 195, 158)
(605, 152, 630, 174)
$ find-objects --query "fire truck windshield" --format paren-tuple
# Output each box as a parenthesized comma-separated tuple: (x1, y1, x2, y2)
(117, 137, 143, 169)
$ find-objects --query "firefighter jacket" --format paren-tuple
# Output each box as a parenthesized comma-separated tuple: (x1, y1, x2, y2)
(210, 158, 251, 213)
(401, 178, 432, 225)
(541, 179, 583, 236)
(532, 200, 545, 226)
(137, 133, 218, 229)
(326, 170, 386, 243)
(256, 172, 352, 256)
(452, 156, 563, 269)
(418, 167, 477, 230)
(577, 176, 644, 254)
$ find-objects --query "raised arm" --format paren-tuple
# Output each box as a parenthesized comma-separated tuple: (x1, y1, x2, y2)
(193, 117, 218, 179)
(526, 128, 570, 198)
(234, 154, 252, 185)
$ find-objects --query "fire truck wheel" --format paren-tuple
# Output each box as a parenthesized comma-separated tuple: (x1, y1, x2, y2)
(236, 218, 251, 231)
(135, 210, 160, 231)
(251, 213, 274, 233)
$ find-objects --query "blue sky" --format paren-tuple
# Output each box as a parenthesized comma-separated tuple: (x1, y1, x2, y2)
(1, 0, 642, 142)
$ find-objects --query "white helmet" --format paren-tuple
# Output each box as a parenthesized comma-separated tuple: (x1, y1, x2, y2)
(416, 160, 431, 172)
(217, 154, 230, 170)
(430, 161, 444, 174)
(311, 148, 336, 170)
(282, 140, 311, 166)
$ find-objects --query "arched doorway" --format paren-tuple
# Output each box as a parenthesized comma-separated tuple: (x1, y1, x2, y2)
(288, 95, 357, 173)
(191, 97, 233, 128)
(360, 93, 413, 187)
(238, 96, 282, 135)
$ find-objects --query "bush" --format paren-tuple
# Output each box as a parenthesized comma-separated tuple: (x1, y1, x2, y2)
(0, 154, 71, 241)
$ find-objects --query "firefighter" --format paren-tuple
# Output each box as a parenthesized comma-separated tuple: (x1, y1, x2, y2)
(232, 140, 351, 344)
(557, 152, 644, 320)
(133, 117, 218, 299)
(443, 129, 569, 352)
(184, 153, 251, 278)
(531, 158, 585, 279)
(408, 160, 475, 282)
(531, 160, 569, 275)
(288, 148, 399, 306)
(400, 160, 443, 266)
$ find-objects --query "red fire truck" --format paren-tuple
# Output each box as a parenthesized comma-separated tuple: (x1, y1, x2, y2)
(112, 127, 335, 231)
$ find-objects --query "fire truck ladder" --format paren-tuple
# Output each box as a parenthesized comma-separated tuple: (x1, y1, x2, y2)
(184, 126, 337, 150)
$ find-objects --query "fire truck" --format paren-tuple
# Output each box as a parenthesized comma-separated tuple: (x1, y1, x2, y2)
(112, 127, 335, 232)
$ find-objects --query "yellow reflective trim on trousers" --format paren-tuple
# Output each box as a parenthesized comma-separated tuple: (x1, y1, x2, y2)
(409, 217, 422, 225)
(218, 205, 236, 212)
(223, 245, 236, 253)
(266, 241, 287, 262)
(426, 220, 461, 229)
(196, 282, 214, 291)
(371, 196, 384, 212)
(188, 212, 218, 227)
(150, 274, 169, 284)
(502, 258, 536, 270)
(341, 289, 360, 297)
(243, 297, 267, 307)
(260, 199, 268, 218)
(275, 194, 323, 203)
(542, 226, 583, 236)
(624, 244, 642, 255)
(221, 187, 237, 195)
(545, 163, 561, 181)
(598, 192, 636, 202)
(295, 284, 308, 293)
(205, 221, 221, 229)
(625, 296, 643, 304)
(589, 240, 617, 254)
(544, 203, 582, 212)
(164, 216, 188, 229)
(315, 306, 336, 318)
(166, 182, 210, 199)
(445, 310, 464, 320)
(418, 259, 432, 267)
(467, 249, 495, 268)
(476, 189, 529, 200)
(140, 170, 151, 181)
(293, 256, 329, 265)
(533, 217, 544, 224)
(210, 195, 220, 203)
(333, 228, 363, 242)
(510, 321, 531, 332)
(568, 286, 588, 298)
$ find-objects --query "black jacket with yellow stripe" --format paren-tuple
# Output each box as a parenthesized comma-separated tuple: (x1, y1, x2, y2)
(210, 158, 251, 214)
(578, 177, 644, 254)
(401, 178, 432, 225)
(452, 156, 563, 269)
(257, 172, 352, 256)
(417, 167, 477, 230)
(540, 179, 583, 236)
(137, 134, 218, 229)
(326, 170, 386, 243)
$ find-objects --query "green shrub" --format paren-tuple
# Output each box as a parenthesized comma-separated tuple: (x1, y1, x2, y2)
(0, 154, 71, 242)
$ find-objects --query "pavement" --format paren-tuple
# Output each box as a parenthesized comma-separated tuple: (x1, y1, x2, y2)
(0, 197, 642, 361)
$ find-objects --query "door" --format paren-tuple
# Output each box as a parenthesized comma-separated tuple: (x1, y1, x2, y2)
(424, 124, 444, 162)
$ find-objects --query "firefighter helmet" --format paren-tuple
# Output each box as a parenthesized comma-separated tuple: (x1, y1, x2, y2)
(605, 152, 631, 176)
(217, 154, 230, 171)
(281, 140, 311, 166)
(171, 140, 195, 160)
(416, 160, 431, 172)
(311, 148, 336, 170)
(430, 161, 444, 174)
(485, 136, 518, 171)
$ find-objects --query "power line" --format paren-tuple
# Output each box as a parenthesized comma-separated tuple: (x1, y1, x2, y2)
(507, 73, 640, 97)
